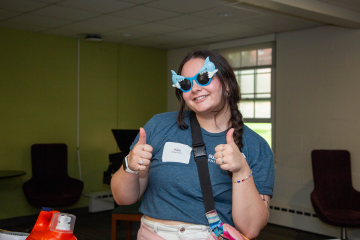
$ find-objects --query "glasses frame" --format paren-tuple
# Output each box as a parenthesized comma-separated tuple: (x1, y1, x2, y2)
(178, 71, 213, 92)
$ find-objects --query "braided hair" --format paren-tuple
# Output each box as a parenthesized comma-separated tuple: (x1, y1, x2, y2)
(175, 49, 245, 169)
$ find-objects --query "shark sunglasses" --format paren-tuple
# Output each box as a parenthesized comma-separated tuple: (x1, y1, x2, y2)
(171, 56, 218, 93)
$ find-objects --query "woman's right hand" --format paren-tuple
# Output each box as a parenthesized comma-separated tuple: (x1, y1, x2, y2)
(128, 128, 153, 172)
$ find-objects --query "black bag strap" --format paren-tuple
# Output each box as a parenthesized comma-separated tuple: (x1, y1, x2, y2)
(190, 111, 215, 212)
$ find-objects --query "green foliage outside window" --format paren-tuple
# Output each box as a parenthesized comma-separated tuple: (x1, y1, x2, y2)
(245, 123, 272, 148)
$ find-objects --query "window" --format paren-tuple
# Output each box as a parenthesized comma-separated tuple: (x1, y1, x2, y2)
(217, 43, 275, 148)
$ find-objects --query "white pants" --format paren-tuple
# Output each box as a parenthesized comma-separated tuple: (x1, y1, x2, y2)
(141, 216, 212, 240)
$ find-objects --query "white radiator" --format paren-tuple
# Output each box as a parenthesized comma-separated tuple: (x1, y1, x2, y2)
(269, 203, 360, 239)
(88, 191, 115, 213)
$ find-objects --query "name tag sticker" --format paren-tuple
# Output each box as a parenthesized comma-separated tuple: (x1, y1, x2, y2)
(162, 142, 192, 164)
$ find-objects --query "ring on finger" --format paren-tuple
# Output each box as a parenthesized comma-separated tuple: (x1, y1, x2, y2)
(221, 157, 225, 164)
(139, 159, 144, 165)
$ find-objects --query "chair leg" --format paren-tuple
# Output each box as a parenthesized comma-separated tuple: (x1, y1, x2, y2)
(111, 217, 117, 240)
(126, 221, 131, 240)
(341, 227, 348, 240)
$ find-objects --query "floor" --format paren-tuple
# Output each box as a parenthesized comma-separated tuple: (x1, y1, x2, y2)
(1, 210, 333, 240)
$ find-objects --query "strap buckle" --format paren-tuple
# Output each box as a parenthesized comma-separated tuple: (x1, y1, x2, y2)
(192, 143, 207, 160)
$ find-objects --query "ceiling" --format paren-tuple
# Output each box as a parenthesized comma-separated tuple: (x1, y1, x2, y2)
(1, 0, 360, 49)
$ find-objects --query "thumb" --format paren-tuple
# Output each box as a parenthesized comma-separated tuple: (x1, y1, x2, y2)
(226, 128, 235, 144)
(138, 127, 146, 145)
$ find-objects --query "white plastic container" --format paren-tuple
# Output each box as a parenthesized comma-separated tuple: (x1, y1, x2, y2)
(50, 213, 76, 233)
(0, 229, 29, 240)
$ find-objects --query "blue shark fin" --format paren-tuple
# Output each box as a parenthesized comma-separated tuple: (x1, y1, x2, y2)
(204, 56, 210, 64)
(171, 70, 183, 89)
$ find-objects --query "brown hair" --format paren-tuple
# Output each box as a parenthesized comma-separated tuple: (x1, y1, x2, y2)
(175, 49, 245, 168)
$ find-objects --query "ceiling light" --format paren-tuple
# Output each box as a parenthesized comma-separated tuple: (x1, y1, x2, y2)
(84, 34, 103, 42)
(218, 12, 233, 17)
(122, 33, 134, 37)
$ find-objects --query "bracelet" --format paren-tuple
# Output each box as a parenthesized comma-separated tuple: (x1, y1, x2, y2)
(232, 170, 252, 183)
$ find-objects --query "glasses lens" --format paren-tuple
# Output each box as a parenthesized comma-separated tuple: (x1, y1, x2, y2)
(179, 79, 192, 91)
(197, 72, 210, 85)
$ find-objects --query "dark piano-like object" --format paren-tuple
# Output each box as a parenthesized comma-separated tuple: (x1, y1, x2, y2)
(103, 129, 139, 185)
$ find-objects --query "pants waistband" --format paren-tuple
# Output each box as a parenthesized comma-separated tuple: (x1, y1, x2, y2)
(142, 216, 210, 233)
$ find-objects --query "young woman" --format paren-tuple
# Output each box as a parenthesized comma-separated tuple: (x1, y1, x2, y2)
(111, 49, 274, 240)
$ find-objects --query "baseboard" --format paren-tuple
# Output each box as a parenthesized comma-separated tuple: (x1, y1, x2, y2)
(88, 191, 115, 213)
(269, 206, 338, 237)
(269, 203, 360, 239)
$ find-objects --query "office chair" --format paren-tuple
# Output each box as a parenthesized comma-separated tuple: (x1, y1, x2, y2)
(23, 143, 84, 208)
(311, 150, 360, 240)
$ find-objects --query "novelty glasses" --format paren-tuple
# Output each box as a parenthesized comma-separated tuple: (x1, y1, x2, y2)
(171, 56, 218, 92)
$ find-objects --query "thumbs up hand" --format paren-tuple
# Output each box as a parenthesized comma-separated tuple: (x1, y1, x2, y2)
(214, 128, 246, 173)
(128, 128, 153, 172)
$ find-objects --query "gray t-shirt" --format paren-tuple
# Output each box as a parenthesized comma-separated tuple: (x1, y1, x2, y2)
(130, 111, 274, 226)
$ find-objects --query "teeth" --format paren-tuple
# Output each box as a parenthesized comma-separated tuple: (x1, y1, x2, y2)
(195, 95, 206, 100)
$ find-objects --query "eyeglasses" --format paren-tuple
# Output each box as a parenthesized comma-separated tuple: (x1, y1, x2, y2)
(171, 56, 218, 93)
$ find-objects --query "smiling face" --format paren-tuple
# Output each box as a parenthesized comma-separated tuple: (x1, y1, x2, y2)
(181, 58, 224, 117)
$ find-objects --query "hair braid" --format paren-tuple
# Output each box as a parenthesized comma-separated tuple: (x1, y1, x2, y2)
(230, 105, 244, 149)
(227, 90, 244, 177)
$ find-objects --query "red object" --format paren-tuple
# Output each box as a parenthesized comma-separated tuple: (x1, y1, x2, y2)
(26, 209, 77, 240)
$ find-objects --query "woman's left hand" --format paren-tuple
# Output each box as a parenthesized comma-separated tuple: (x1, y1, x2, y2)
(214, 128, 246, 173)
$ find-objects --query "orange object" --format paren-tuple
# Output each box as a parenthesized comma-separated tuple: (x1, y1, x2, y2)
(26, 208, 77, 240)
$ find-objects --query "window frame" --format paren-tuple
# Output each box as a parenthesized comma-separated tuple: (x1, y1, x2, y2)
(216, 42, 276, 152)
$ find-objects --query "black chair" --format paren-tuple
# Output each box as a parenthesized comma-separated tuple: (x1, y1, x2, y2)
(23, 144, 84, 208)
(311, 150, 360, 240)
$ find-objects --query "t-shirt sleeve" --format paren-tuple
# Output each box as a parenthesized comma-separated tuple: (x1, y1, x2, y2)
(129, 114, 162, 151)
(252, 153, 274, 198)
(242, 125, 275, 198)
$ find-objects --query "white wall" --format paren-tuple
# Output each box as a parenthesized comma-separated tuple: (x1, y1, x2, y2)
(275, 25, 360, 207)
(168, 25, 360, 238)
(273, 25, 360, 238)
